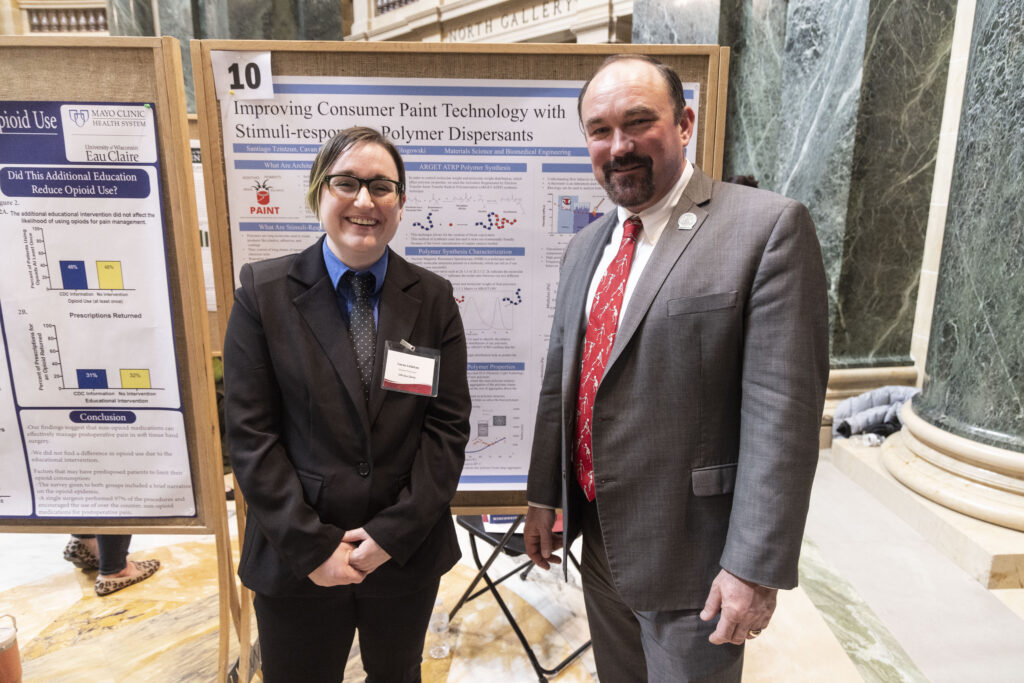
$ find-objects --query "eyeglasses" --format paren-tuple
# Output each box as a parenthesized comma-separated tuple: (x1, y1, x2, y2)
(324, 174, 404, 199)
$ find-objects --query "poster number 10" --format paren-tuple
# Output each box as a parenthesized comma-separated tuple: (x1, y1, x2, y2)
(227, 62, 261, 90)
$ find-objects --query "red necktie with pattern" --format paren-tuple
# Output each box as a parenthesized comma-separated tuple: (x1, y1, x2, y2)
(575, 216, 643, 501)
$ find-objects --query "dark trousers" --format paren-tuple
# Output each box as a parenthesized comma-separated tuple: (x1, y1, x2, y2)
(72, 534, 132, 574)
(580, 500, 744, 683)
(253, 577, 440, 683)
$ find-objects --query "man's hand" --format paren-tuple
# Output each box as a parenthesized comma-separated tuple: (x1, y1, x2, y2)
(700, 568, 778, 645)
(523, 506, 563, 570)
(308, 541, 366, 587)
(342, 528, 392, 574)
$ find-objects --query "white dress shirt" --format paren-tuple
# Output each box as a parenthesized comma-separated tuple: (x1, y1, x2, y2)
(529, 162, 694, 511)
(584, 161, 694, 321)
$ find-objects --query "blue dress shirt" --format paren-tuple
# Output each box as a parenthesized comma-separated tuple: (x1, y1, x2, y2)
(322, 239, 388, 326)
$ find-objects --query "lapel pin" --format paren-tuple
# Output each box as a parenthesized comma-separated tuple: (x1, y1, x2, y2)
(678, 212, 697, 230)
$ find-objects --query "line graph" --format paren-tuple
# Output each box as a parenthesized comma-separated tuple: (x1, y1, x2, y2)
(455, 289, 521, 330)
(466, 436, 507, 454)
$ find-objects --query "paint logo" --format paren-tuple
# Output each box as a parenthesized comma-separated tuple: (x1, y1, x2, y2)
(250, 178, 279, 215)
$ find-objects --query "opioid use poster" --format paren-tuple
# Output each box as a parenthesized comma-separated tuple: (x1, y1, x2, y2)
(0, 101, 195, 519)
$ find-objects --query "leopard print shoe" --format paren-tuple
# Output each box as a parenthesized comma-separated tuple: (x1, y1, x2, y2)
(94, 559, 161, 597)
(63, 538, 100, 571)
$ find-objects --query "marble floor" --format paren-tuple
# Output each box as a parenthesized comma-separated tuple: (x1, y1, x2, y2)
(2, 455, 1024, 682)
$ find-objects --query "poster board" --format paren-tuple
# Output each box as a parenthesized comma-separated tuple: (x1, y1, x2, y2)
(0, 36, 223, 535)
(192, 41, 729, 510)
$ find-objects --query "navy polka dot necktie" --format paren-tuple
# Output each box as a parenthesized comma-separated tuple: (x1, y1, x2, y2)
(342, 270, 376, 402)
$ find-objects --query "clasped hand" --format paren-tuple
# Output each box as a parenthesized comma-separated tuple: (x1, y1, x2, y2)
(307, 528, 392, 587)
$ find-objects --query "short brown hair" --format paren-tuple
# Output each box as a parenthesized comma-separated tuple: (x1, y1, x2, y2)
(306, 126, 406, 218)
(577, 54, 687, 125)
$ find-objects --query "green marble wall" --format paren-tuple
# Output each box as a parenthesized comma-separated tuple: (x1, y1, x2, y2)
(157, 1, 196, 114)
(105, 0, 154, 36)
(226, 0, 344, 40)
(632, 0, 720, 43)
(915, 0, 1024, 451)
(634, 0, 956, 369)
(830, 0, 956, 367)
(719, 0, 787, 189)
(775, 0, 868, 357)
(103, 0, 345, 112)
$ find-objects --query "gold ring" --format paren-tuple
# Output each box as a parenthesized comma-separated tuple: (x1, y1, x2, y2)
(747, 628, 762, 637)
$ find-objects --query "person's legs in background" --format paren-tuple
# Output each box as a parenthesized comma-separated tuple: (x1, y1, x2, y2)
(63, 534, 160, 596)
(95, 535, 132, 574)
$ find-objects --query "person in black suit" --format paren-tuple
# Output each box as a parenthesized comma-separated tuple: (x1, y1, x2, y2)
(224, 127, 471, 682)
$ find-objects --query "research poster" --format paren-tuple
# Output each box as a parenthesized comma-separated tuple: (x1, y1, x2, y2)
(219, 76, 699, 489)
(0, 101, 195, 519)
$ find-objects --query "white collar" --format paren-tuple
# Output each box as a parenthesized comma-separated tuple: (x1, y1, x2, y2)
(616, 160, 694, 245)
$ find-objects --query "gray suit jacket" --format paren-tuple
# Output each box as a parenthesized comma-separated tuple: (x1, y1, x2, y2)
(528, 166, 830, 611)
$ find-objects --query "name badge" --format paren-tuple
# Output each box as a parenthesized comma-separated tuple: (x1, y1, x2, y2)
(382, 339, 440, 397)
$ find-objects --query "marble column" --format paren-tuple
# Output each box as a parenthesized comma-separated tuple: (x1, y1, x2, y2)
(829, 0, 957, 367)
(634, 1, 956, 370)
(157, 0, 196, 114)
(718, 0, 787, 189)
(884, 0, 1024, 531)
(106, 0, 156, 36)
(193, 0, 231, 39)
(225, 0, 343, 40)
(779, 0, 956, 369)
(632, 0, 720, 44)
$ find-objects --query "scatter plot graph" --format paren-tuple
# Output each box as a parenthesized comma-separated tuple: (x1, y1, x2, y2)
(414, 212, 437, 231)
(475, 212, 517, 230)
(557, 195, 605, 234)
(501, 288, 522, 306)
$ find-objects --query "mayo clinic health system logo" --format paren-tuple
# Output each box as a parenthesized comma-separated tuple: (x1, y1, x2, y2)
(68, 108, 90, 127)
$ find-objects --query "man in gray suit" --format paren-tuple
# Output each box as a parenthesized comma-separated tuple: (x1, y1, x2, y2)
(524, 54, 830, 681)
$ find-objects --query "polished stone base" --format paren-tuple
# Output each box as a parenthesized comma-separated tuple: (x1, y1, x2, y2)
(885, 403, 1024, 532)
(3, 479, 1023, 680)
(832, 437, 1024, 588)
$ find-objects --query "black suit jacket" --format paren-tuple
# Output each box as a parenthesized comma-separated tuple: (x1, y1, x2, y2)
(224, 237, 471, 597)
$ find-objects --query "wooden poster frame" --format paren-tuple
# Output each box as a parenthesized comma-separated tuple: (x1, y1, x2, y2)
(0, 36, 234, 680)
(191, 40, 729, 513)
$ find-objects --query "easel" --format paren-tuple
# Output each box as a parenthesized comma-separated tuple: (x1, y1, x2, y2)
(190, 39, 729, 680)
(0, 36, 236, 681)
(449, 512, 590, 682)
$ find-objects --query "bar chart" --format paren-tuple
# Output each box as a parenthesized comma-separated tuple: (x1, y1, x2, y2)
(40, 324, 160, 392)
(57, 259, 127, 290)
(28, 227, 131, 291)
